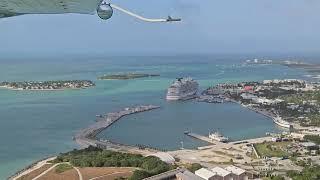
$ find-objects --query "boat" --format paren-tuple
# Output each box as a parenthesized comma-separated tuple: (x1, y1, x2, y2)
(166, 77, 199, 100)
(96, 114, 103, 118)
(209, 131, 229, 143)
(273, 116, 291, 128)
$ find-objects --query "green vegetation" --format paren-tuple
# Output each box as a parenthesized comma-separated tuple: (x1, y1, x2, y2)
(281, 92, 320, 105)
(53, 146, 173, 180)
(98, 73, 160, 80)
(0, 80, 95, 90)
(55, 163, 73, 173)
(262, 176, 285, 180)
(287, 165, 320, 180)
(304, 135, 320, 145)
(254, 142, 291, 158)
(186, 163, 202, 173)
(306, 114, 320, 127)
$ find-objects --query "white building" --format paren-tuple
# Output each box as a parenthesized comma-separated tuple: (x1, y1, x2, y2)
(225, 166, 249, 180)
(196, 166, 250, 180)
(211, 167, 234, 180)
(195, 168, 217, 180)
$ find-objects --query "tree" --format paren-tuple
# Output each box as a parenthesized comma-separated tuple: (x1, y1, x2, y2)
(129, 170, 151, 180)
(187, 163, 202, 173)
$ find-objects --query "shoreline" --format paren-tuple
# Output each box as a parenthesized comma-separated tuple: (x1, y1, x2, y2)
(8, 105, 161, 179)
(8, 156, 56, 180)
(9, 101, 286, 179)
(0, 86, 91, 91)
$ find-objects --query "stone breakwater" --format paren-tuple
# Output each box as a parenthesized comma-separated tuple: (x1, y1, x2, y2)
(74, 105, 160, 149)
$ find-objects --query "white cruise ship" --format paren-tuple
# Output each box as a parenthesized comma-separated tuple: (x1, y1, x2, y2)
(166, 77, 199, 101)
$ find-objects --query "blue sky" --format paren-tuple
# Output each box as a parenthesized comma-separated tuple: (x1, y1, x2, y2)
(0, 0, 320, 55)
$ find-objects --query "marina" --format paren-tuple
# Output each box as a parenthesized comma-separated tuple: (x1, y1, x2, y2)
(74, 105, 160, 153)
(0, 56, 303, 179)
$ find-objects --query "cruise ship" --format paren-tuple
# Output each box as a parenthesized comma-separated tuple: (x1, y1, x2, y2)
(166, 77, 199, 101)
(209, 131, 229, 143)
(273, 116, 292, 129)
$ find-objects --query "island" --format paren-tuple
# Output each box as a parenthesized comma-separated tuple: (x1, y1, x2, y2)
(202, 79, 320, 128)
(245, 58, 320, 74)
(0, 80, 95, 91)
(97, 73, 160, 80)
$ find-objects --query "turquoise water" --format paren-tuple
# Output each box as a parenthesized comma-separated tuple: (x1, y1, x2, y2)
(0, 55, 307, 179)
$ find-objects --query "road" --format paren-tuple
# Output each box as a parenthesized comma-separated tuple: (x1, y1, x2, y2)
(11, 157, 56, 180)
(32, 162, 83, 180)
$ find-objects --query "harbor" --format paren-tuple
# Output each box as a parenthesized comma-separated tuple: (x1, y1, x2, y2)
(74, 105, 161, 154)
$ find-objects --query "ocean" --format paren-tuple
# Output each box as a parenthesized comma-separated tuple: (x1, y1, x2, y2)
(0, 54, 309, 179)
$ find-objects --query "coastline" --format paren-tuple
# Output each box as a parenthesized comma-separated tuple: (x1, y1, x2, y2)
(0, 86, 90, 91)
(8, 156, 56, 180)
(233, 99, 292, 129)
(8, 105, 161, 179)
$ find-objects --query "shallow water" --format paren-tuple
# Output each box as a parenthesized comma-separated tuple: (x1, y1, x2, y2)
(0, 55, 308, 178)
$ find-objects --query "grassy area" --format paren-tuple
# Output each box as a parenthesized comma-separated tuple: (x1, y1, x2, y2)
(304, 135, 320, 145)
(254, 142, 291, 158)
(287, 165, 320, 180)
(281, 92, 320, 105)
(53, 146, 173, 180)
(55, 163, 73, 173)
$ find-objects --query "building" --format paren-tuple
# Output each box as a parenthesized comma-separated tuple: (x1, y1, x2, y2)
(211, 167, 234, 180)
(144, 168, 204, 180)
(176, 170, 204, 180)
(196, 166, 250, 180)
(195, 168, 216, 180)
(225, 165, 251, 180)
(240, 93, 257, 100)
(300, 142, 319, 151)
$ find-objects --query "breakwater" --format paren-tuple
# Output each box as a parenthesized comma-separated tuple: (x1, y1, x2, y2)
(74, 105, 160, 153)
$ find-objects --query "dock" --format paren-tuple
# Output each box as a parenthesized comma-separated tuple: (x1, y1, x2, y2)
(185, 132, 216, 145)
(185, 131, 273, 148)
(231, 136, 273, 145)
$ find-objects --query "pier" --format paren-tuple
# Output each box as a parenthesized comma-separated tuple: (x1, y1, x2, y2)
(74, 105, 160, 154)
(185, 131, 273, 147)
(184, 132, 230, 146)
(185, 132, 215, 144)
(231, 136, 273, 145)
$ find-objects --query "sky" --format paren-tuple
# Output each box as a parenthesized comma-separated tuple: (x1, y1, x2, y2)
(0, 0, 320, 56)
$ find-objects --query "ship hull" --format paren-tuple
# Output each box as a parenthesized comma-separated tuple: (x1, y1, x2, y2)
(166, 77, 199, 101)
(166, 92, 198, 101)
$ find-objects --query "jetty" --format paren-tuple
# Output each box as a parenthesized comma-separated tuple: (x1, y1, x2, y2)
(74, 105, 160, 154)
(185, 131, 273, 147)
(184, 132, 218, 145)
